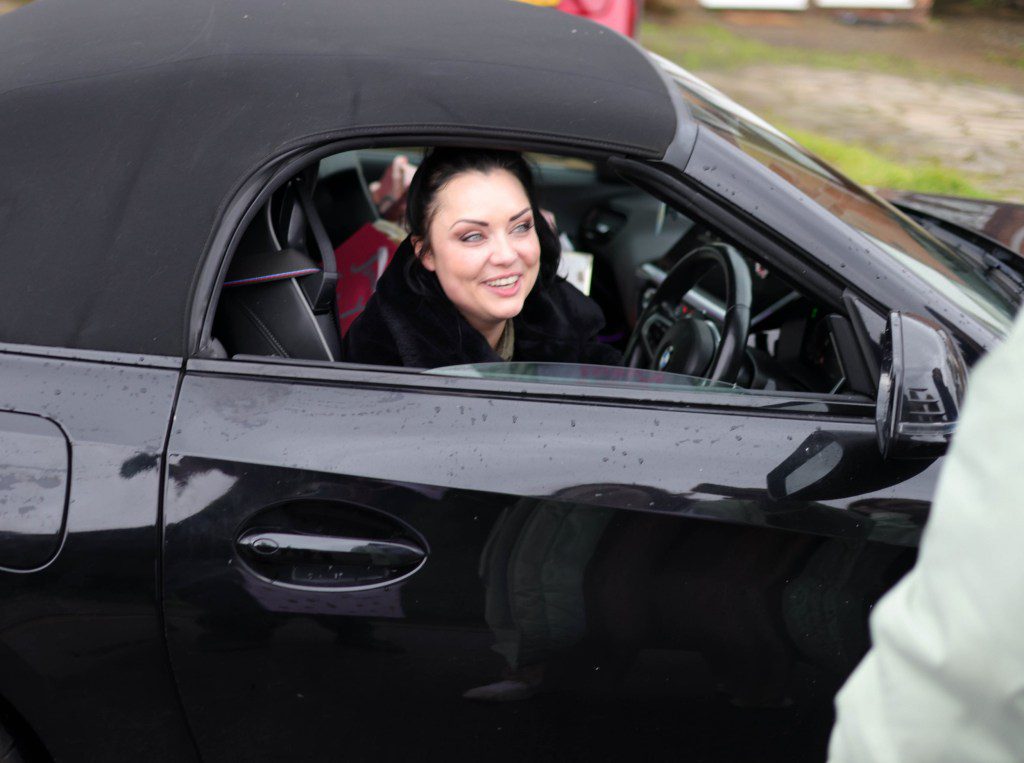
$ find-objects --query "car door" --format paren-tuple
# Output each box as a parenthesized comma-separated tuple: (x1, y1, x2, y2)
(162, 356, 940, 762)
(0, 347, 196, 762)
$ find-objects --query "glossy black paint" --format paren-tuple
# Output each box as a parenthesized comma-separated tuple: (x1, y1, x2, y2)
(0, 348, 195, 761)
(162, 362, 938, 761)
(876, 312, 968, 459)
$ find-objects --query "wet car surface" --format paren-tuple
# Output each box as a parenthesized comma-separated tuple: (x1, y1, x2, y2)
(0, 0, 1018, 760)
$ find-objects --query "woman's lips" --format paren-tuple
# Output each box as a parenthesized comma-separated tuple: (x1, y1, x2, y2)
(483, 273, 522, 297)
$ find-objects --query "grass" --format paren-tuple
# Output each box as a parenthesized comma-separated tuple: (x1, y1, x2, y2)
(640, 21, 944, 77)
(0, 0, 30, 12)
(780, 125, 994, 198)
(985, 47, 1024, 70)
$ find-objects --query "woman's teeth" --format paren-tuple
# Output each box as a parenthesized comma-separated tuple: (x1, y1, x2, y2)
(485, 275, 519, 287)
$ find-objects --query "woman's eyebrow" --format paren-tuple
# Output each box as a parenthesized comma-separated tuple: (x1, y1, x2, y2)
(449, 208, 531, 230)
(450, 218, 488, 230)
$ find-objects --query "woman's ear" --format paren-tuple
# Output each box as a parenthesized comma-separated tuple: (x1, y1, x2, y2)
(413, 236, 436, 272)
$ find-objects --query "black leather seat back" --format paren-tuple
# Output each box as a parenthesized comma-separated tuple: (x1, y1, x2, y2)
(214, 171, 342, 361)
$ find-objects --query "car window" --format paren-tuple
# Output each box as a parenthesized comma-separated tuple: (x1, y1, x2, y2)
(209, 145, 873, 406)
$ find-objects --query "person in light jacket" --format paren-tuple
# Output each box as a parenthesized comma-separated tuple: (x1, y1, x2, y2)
(829, 308, 1024, 762)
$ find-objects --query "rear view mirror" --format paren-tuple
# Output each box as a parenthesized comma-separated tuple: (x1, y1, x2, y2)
(876, 312, 967, 460)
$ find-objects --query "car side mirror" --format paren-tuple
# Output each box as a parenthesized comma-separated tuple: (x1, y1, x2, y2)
(876, 311, 967, 460)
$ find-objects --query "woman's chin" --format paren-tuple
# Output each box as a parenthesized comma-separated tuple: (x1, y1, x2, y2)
(478, 294, 527, 322)
(490, 301, 526, 322)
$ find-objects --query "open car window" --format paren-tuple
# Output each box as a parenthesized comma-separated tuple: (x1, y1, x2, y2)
(208, 145, 876, 405)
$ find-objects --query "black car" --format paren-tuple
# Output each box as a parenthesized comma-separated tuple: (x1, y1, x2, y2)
(0, 0, 1018, 761)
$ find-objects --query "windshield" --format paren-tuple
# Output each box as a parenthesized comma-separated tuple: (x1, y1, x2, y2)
(653, 54, 1016, 338)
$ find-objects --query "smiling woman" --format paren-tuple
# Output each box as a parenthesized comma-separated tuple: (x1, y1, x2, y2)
(417, 169, 540, 350)
(343, 148, 622, 368)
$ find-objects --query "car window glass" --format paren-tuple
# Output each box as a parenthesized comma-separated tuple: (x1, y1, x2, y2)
(427, 362, 740, 393)
(654, 53, 1016, 338)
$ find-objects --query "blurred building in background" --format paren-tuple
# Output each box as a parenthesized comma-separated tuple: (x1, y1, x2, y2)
(525, 0, 935, 37)
(696, 0, 930, 15)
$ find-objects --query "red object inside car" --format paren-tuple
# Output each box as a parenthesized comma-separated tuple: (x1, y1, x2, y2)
(334, 222, 400, 335)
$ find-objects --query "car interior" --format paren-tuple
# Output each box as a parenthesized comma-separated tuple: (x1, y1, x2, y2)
(210, 147, 877, 400)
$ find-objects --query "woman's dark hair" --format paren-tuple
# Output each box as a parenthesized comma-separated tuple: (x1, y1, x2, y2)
(403, 147, 561, 297)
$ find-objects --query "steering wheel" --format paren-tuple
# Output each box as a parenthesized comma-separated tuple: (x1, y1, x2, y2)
(623, 243, 752, 384)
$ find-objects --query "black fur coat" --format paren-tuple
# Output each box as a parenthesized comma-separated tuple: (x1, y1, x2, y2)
(343, 238, 621, 369)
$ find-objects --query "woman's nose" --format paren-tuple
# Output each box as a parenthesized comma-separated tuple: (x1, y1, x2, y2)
(489, 234, 518, 265)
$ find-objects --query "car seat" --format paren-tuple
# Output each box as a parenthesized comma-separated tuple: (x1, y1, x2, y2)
(214, 167, 342, 361)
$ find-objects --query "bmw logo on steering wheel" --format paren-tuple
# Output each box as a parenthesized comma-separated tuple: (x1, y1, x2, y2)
(658, 346, 673, 371)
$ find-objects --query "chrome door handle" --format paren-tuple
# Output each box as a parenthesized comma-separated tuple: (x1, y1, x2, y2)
(237, 531, 426, 568)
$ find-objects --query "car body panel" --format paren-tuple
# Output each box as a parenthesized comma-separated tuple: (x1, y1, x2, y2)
(0, 348, 195, 761)
(162, 361, 936, 761)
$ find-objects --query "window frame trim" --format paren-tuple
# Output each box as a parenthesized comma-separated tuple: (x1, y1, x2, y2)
(191, 133, 879, 421)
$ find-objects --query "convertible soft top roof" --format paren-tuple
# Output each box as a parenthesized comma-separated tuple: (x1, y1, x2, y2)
(0, 0, 677, 356)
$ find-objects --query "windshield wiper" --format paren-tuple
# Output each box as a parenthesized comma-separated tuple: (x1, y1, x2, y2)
(913, 215, 1024, 300)
(982, 252, 1024, 297)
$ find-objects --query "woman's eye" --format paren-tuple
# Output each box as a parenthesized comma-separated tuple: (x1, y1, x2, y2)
(460, 232, 484, 243)
(512, 221, 534, 235)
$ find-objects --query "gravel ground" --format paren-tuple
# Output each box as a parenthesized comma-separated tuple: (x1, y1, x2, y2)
(713, 10, 1024, 90)
(702, 66, 1024, 199)
(662, 9, 1024, 200)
